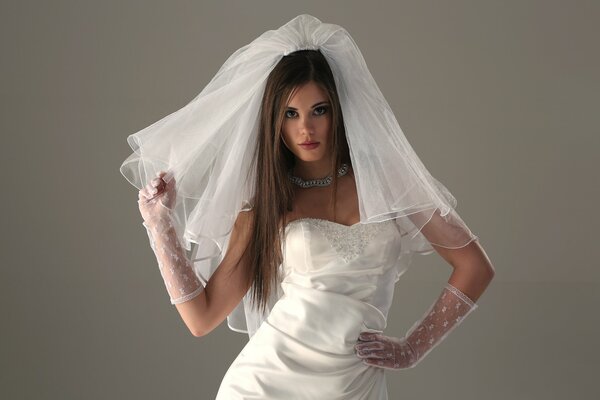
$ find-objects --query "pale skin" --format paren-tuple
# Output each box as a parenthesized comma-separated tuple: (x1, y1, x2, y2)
(154, 80, 494, 337)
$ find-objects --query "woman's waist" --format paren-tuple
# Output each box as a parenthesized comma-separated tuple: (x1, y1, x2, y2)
(266, 282, 387, 354)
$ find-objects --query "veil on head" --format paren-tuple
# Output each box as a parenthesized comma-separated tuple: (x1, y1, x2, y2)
(119, 14, 479, 338)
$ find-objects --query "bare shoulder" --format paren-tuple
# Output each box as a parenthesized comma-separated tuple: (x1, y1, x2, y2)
(235, 207, 255, 225)
(230, 207, 255, 243)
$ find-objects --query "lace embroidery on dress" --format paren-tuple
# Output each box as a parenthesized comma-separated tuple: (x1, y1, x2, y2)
(288, 218, 391, 263)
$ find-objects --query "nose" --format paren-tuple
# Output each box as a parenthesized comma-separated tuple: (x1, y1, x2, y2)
(298, 115, 315, 135)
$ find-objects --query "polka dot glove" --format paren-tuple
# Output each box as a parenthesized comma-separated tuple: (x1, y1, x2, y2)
(138, 171, 204, 305)
(355, 283, 478, 369)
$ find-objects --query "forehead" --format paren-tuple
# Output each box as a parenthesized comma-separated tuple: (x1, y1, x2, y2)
(286, 81, 328, 105)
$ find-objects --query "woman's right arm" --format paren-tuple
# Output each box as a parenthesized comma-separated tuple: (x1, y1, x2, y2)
(173, 209, 255, 337)
(138, 171, 255, 337)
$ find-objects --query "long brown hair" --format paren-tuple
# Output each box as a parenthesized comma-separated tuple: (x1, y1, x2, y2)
(246, 49, 351, 315)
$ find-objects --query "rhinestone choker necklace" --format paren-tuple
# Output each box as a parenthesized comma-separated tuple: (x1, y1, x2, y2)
(288, 163, 350, 188)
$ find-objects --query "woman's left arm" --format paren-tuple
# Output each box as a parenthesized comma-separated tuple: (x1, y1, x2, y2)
(355, 239, 495, 369)
(432, 238, 496, 303)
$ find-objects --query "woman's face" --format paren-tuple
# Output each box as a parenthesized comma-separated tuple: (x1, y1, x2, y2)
(281, 81, 333, 163)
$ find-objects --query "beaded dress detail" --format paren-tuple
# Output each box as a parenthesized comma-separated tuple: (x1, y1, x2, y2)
(287, 218, 389, 263)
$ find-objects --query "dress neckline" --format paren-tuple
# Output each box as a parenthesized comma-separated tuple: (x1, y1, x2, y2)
(286, 217, 362, 229)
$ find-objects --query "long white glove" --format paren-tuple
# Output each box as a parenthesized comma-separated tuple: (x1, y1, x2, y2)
(355, 282, 477, 369)
(137, 171, 205, 305)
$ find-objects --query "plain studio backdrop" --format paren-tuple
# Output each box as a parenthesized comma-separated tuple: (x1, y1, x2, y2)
(1, 1, 598, 399)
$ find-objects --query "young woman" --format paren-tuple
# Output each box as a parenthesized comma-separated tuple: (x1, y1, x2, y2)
(126, 14, 495, 399)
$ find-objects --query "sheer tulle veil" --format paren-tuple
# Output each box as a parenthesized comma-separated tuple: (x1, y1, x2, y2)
(119, 14, 479, 338)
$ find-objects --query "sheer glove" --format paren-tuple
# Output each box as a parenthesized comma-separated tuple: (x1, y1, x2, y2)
(355, 282, 477, 369)
(138, 171, 205, 305)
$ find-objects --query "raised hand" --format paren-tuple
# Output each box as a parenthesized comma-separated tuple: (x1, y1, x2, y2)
(137, 170, 176, 225)
(136, 170, 204, 305)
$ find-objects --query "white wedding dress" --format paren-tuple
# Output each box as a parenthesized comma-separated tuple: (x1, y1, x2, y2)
(215, 217, 406, 399)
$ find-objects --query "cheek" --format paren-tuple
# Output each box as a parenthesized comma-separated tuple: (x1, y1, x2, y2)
(281, 127, 292, 144)
(281, 128, 297, 152)
(281, 120, 292, 135)
(319, 117, 333, 139)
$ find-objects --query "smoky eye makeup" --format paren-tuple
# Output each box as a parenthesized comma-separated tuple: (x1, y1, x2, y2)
(284, 105, 329, 118)
(314, 105, 328, 115)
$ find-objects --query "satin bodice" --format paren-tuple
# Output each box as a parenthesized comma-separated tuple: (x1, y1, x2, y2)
(279, 218, 403, 325)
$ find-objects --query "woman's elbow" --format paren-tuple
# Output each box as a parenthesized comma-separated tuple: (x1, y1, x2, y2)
(189, 312, 221, 338)
(173, 293, 213, 337)
(186, 318, 212, 337)
(487, 262, 496, 279)
(191, 327, 207, 337)
(191, 321, 221, 337)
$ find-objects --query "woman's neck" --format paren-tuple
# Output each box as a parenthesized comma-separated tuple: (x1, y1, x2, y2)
(292, 158, 336, 180)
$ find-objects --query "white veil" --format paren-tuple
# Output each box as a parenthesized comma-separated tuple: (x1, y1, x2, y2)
(119, 14, 478, 338)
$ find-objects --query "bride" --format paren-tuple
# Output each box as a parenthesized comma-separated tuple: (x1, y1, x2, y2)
(127, 14, 495, 399)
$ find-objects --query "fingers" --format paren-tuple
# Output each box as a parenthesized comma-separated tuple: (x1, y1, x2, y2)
(355, 332, 394, 365)
(355, 341, 384, 352)
(355, 332, 407, 369)
(358, 332, 382, 342)
(355, 341, 390, 360)
(150, 175, 165, 190)
(138, 188, 157, 204)
(138, 181, 162, 200)
(144, 172, 168, 197)
(140, 185, 159, 201)
(137, 171, 174, 204)
(160, 170, 174, 183)
(360, 346, 394, 366)
(155, 170, 174, 185)
(151, 177, 163, 187)
(356, 348, 391, 359)
(154, 170, 176, 190)
(138, 186, 150, 200)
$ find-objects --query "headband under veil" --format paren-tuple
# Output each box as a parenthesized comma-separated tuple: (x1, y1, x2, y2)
(119, 14, 479, 338)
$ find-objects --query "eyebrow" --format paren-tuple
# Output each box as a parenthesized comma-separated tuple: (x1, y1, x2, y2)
(285, 101, 330, 110)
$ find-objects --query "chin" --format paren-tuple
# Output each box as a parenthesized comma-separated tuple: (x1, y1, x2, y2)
(294, 152, 327, 162)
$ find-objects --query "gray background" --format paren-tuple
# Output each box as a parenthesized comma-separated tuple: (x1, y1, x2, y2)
(2, 0, 598, 399)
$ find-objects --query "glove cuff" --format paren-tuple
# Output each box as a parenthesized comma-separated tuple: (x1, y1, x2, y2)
(404, 282, 478, 367)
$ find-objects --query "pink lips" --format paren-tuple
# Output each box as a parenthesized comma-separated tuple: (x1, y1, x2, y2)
(299, 142, 320, 150)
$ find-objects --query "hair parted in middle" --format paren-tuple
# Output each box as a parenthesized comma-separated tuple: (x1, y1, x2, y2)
(242, 49, 352, 314)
